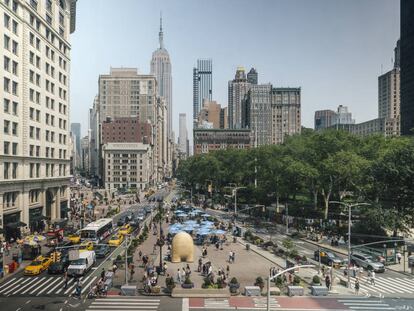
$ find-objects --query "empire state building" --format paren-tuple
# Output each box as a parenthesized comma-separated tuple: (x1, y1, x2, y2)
(151, 15, 173, 139)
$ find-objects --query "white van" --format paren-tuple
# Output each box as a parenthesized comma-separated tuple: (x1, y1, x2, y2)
(67, 250, 96, 277)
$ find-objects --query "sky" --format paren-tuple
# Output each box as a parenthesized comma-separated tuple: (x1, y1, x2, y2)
(70, 0, 400, 139)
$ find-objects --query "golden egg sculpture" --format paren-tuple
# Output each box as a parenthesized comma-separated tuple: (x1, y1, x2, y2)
(171, 231, 194, 263)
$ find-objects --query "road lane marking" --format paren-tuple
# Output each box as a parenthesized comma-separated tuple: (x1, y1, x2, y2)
(1, 278, 30, 295)
(9, 277, 39, 295)
(21, 277, 47, 294)
(0, 278, 17, 290)
(36, 277, 62, 295)
(81, 276, 97, 294)
(48, 278, 67, 294)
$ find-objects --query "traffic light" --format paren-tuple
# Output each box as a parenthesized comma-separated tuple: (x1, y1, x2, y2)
(51, 251, 61, 262)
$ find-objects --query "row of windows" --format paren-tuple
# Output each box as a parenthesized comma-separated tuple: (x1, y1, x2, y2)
(3, 141, 18, 155)
(3, 98, 18, 115)
(3, 77, 18, 95)
(29, 144, 67, 159)
(3, 161, 18, 179)
(3, 120, 18, 135)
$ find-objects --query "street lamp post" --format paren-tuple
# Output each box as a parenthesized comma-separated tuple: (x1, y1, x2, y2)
(231, 186, 246, 218)
(329, 201, 370, 288)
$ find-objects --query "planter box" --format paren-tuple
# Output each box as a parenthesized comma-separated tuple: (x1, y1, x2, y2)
(244, 286, 261, 296)
(287, 286, 304, 297)
(311, 285, 328, 296)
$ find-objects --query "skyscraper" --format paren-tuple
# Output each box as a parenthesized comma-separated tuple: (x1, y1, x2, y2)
(70, 123, 81, 157)
(0, 0, 77, 239)
(193, 59, 213, 125)
(228, 67, 250, 129)
(151, 14, 172, 139)
(335, 105, 355, 125)
(247, 68, 258, 85)
(400, 0, 414, 135)
(178, 113, 188, 156)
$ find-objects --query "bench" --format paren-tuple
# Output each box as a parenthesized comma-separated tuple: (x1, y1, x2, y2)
(310, 285, 328, 296)
(287, 286, 304, 296)
(244, 286, 261, 296)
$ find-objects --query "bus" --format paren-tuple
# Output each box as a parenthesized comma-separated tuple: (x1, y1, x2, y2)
(79, 218, 113, 243)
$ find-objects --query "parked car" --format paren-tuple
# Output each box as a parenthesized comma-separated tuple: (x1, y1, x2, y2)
(48, 255, 70, 274)
(95, 244, 111, 258)
(314, 249, 343, 267)
(24, 256, 52, 276)
(351, 253, 385, 272)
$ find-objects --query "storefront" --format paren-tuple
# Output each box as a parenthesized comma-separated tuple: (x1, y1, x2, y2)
(3, 212, 25, 242)
(29, 207, 46, 233)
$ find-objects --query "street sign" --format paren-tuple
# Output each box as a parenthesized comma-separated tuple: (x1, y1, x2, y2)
(69, 249, 79, 261)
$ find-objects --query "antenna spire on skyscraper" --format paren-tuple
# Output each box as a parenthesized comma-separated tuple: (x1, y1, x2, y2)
(159, 11, 164, 49)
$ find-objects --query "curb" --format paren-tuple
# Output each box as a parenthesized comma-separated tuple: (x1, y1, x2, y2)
(299, 238, 412, 277)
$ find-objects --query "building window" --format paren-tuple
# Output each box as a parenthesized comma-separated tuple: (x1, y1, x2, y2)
(12, 20, 18, 34)
(3, 191, 18, 208)
(4, 98, 10, 113)
(4, 34, 10, 50)
(4, 120, 10, 134)
(12, 40, 18, 55)
(12, 162, 18, 179)
(12, 142, 17, 155)
(4, 13, 10, 28)
(4, 162, 10, 179)
(30, 0, 38, 10)
(4, 77, 10, 93)
(4, 141, 10, 154)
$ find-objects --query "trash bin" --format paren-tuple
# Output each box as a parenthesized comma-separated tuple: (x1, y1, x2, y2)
(8, 263, 15, 273)
(246, 244, 250, 250)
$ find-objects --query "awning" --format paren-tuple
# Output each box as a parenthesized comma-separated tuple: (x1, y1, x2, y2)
(6, 221, 27, 228)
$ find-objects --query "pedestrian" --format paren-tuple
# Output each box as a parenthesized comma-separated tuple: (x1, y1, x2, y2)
(226, 265, 230, 278)
(228, 251, 233, 263)
(139, 250, 142, 260)
(397, 252, 402, 264)
(325, 275, 331, 291)
(198, 258, 202, 272)
(100, 268, 106, 280)
(355, 278, 360, 295)
(163, 262, 168, 275)
(232, 251, 235, 263)
(370, 271, 375, 285)
(112, 263, 118, 274)
(181, 268, 186, 282)
(129, 264, 135, 281)
(63, 270, 69, 289)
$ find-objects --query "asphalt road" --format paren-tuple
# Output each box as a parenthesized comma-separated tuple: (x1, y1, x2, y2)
(0, 296, 184, 311)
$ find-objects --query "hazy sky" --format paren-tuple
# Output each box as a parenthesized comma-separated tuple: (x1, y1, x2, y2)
(70, 0, 400, 138)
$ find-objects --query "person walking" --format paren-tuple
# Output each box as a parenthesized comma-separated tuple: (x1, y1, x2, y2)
(355, 278, 360, 295)
(397, 252, 402, 264)
(100, 268, 106, 280)
(325, 275, 331, 291)
(228, 251, 233, 263)
(112, 263, 118, 274)
(63, 270, 69, 289)
(232, 251, 235, 263)
(370, 270, 375, 285)
(226, 265, 230, 278)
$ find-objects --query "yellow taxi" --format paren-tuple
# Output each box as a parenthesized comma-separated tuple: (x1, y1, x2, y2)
(108, 234, 124, 246)
(24, 256, 52, 275)
(119, 224, 132, 235)
(79, 241, 94, 251)
(68, 233, 81, 244)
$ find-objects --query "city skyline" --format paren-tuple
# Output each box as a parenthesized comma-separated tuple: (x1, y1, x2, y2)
(70, 0, 399, 139)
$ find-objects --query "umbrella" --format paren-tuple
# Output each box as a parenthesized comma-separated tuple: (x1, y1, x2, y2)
(176, 213, 187, 217)
(184, 220, 198, 225)
(25, 235, 46, 242)
(201, 214, 210, 217)
(174, 210, 184, 214)
(213, 229, 226, 235)
(23, 240, 38, 246)
(169, 227, 182, 234)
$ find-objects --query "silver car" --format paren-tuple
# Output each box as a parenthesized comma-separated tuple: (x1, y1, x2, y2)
(351, 253, 385, 272)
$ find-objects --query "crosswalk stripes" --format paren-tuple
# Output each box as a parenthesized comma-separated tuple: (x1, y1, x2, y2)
(85, 297, 161, 311)
(253, 297, 280, 309)
(338, 299, 396, 310)
(0, 274, 99, 297)
(204, 298, 230, 308)
(350, 275, 414, 294)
